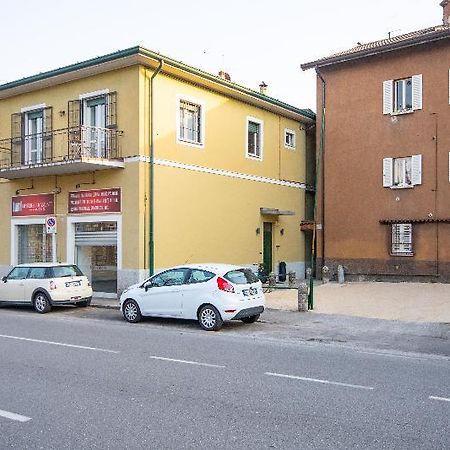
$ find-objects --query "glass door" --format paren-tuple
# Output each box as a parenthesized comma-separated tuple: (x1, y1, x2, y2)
(83, 96, 106, 157)
(24, 110, 43, 164)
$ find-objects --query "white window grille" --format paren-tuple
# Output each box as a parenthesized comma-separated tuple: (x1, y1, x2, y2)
(391, 223, 413, 256)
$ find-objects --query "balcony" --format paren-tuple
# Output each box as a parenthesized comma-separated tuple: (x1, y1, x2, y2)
(0, 126, 124, 179)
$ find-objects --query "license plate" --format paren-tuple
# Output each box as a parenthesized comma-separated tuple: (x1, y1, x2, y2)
(243, 287, 258, 297)
(65, 280, 81, 288)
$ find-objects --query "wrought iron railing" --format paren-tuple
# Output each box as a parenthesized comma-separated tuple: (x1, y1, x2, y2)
(0, 126, 122, 169)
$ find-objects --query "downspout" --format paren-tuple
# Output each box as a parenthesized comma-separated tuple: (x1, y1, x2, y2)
(149, 59, 164, 276)
(315, 68, 326, 275)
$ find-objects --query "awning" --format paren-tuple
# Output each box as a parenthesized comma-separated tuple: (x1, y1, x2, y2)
(260, 208, 295, 216)
(379, 218, 450, 224)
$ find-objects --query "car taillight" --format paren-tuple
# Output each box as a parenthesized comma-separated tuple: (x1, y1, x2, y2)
(49, 281, 57, 290)
(217, 277, 235, 293)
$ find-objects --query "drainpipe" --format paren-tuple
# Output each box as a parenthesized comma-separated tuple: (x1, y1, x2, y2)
(315, 68, 326, 276)
(149, 59, 164, 276)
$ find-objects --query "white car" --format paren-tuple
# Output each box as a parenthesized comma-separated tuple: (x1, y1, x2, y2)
(0, 263, 93, 313)
(120, 264, 265, 331)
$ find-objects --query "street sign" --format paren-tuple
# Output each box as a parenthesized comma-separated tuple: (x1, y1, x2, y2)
(46, 216, 57, 234)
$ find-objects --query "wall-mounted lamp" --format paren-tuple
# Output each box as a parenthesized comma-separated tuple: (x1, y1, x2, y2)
(59, 110, 66, 117)
(280, 228, 285, 235)
(255, 227, 261, 235)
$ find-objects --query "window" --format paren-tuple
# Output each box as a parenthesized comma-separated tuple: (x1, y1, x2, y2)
(189, 269, 215, 284)
(28, 267, 48, 279)
(151, 268, 190, 287)
(247, 118, 263, 159)
(224, 269, 259, 285)
(391, 223, 413, 256)
(284, 129, 296, 149)
(383, 75, 422, 114)
(51, 265, 83, 278)
(178, 99, 203, 145)
(7, 267, 30, 280)
(383, 155, 422, 188)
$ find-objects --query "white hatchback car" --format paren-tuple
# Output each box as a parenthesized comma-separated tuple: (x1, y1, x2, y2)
(120, 264, 265, 331)
(0, 263, 93, 313)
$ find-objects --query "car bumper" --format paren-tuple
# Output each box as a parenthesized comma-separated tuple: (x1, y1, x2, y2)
(231, 306, 264, 320)
(50, 296, 92, 305)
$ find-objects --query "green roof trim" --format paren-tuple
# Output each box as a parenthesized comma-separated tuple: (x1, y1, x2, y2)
(0, 46, 315, 121)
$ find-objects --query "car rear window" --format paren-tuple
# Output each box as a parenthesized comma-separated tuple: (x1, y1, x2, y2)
(223, 269, 259, 285)
(51, 265, 83, 278)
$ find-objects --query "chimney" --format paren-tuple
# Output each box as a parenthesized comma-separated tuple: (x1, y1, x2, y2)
(218, 70, 231, 81)
(441, 0, 450, 25)
(259, 81, 268, 95)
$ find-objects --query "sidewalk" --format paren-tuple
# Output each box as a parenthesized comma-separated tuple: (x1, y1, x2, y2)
(265, 281, 450, 323)
(91, 281, 450, 323)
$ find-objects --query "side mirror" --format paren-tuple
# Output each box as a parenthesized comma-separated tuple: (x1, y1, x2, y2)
(1, 276, 7, 283)
(143, 281, 153, 292)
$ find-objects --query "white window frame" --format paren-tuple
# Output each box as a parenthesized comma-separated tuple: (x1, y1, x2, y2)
(383, 154, 422, 189)
(21, 103, 47, 165)
(176, 95, 205, 148)
(391, 223, 413, 256)
(246, 116, 264, 160)
(284, 129, 296, 149)
(383, 75, 422, 115)
(11, 217, 56, 265)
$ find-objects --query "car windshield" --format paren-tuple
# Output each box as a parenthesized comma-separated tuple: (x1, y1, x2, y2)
(51, 265, 83, 278)
(223, 269, 259, 285)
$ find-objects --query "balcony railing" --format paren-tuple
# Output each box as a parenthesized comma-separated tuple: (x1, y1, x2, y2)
(0, 126, 123, 179)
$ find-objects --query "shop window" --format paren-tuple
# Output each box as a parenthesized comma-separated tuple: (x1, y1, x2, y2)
(17, 224, 52, 264)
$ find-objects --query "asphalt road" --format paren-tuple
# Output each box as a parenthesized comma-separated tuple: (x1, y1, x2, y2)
(0, 306, 449, 449)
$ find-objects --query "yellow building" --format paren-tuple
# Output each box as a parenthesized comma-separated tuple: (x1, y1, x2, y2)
(0, 46, 315, 295)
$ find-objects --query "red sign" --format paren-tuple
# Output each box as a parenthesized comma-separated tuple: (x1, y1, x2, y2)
(68, 188, 121, 214)
(12, 193, 55, 217)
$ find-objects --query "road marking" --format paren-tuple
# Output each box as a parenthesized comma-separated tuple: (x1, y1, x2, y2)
(0, 334, 119, 354)
(150, 356, 225, 369)
(265, 372, 374, 390)
(0, 409, 31, 423)
(429, 396, 450, 403)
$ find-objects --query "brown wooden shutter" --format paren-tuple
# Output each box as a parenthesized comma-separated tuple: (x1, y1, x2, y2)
(43, 106, 53, 161)
(106, 91, 117, 129)
(68, 100, 81, 157)
(11, 112, 23, 165)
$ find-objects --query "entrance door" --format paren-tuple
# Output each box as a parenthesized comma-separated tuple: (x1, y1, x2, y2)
(263, 222, 273, 276)
(24, 110, 43, 164)
(75, 222, 117, 293)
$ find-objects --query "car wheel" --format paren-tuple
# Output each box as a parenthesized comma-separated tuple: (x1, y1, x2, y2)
(198, 304, 223, 331)
(122, 299, 142, 323)
(33, 292, 51, 314)
(241, 314, 260, 324)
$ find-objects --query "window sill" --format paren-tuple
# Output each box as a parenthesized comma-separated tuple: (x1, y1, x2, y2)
(284, 145, 296, 150)
(246, 153, 262, 161)
(389, 184, 414, 190)
(390, 253, 414, 257)
(177, 138, 204, 149)
(390, 109, 414, 116)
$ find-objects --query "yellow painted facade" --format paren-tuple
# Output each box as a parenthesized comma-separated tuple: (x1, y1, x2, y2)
(0, 47, 314, 293)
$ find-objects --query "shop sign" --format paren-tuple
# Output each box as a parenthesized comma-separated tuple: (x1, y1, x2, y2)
(68, 188, 121, 214)
(12, 193, 55, 217)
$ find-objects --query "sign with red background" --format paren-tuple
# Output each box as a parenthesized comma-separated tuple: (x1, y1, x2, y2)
(68, 188, 121, 214)
(12, 193, 55, 217)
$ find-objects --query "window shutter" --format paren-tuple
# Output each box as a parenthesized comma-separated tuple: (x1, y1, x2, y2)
(412, 74, 422, 110)
(43, 106, 53, 161)
(68, 100, 81, 129)
(411, 154, 422, 185)
(383, 80, 393, 114)
(106, 91, 117, 128)
(383, 157, 393, 187)
(11, 112, 23, 166)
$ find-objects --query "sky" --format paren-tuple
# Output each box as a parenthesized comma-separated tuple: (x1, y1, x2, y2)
(0, 0, 443, 112)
